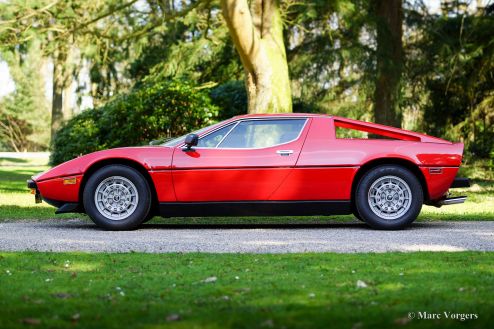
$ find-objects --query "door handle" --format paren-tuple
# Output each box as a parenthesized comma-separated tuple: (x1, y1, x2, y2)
(276, 150, 294, 156)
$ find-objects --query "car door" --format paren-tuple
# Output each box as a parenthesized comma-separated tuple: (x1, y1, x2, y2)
(171, 118, 311, 201)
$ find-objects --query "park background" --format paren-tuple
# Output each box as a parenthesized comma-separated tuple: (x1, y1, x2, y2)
(0, 1, 493, 328)
(0, 0, 492, 168)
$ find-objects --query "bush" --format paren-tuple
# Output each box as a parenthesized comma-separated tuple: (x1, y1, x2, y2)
(50, 79, 219, 165)
(210, 81, 247, 119)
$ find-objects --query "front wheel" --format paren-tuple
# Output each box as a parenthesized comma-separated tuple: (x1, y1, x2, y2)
(83, 165, 151, 230)
(355, 165, 423, 230)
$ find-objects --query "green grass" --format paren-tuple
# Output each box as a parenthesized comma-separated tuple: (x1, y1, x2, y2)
(0, 252, 492, 329)
(0, 163, 493, 222)
(0, 166, 86, 220)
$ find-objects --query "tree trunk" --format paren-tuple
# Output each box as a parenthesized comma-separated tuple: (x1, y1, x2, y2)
(51, 50, 66, 140)
(373, 0, 403, 128)
(221, 0, 292, 113)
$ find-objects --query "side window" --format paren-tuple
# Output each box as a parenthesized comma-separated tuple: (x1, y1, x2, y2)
(218, 119, 306, 149)
(197, 123, 236, 148)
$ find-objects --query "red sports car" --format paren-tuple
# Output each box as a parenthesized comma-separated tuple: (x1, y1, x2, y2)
(28, 114, 469, 230)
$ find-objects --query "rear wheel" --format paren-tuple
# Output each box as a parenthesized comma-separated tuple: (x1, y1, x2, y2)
(355, 165, 423, 230)
(83, 165, 151, 230)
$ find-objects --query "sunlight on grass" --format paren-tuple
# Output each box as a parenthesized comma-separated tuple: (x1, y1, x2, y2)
(42, 261, 103, 273)
(378, 282, 406, 292)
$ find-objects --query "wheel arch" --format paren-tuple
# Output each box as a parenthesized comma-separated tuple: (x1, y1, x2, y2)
(79, 158, 159, 215)
(350, 158, 429, 211)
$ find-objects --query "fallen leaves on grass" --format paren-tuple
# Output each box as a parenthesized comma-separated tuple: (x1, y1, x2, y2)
(21, 318, 41, 325)
(52, 292, 72, 299)
(356, 280, 368, 288)
(394, 317, 411, 325)
(202, 276, 217, 283)
(166, 314, 181, 322)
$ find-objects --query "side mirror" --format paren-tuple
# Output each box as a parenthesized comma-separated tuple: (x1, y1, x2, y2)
(183, 133, 199, 152)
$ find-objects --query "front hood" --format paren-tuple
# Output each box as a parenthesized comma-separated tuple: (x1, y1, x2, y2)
(34, 146, 174, 182)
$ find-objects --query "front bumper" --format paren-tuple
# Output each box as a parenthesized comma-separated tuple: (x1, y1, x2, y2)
(27, 179, 80, 213)
(27, 179, 42, 203)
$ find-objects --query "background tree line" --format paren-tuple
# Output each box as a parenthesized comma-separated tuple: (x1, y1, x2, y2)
(0, 0, 493, 164)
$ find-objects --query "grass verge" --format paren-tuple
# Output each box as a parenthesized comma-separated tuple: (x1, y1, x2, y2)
(0, 252, 492, 329)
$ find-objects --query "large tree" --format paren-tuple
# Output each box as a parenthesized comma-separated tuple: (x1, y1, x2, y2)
(221, 0, 291, 113)
(372, 0, 403, 127)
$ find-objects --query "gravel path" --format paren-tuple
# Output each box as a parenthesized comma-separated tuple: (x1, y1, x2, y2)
(0, 220, 493, 253)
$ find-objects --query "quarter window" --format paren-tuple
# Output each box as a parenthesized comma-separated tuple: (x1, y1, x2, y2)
(218, 119, 306, 148)
(197, 123, 236, 148)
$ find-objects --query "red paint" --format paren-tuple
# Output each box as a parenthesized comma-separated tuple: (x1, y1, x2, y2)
(270, 167, 358, 200)
(420, 167, 460, 200)
(33, 114, 465, 205)
(149, 171, 176, 202)
(36, 175, 83, 202)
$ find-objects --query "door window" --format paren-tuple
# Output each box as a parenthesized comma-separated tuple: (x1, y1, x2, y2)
(218, 119, 306, 149)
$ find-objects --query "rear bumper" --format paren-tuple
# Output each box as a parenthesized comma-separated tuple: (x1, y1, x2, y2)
(437, 196, 467, 206)
(450, 177, 470, 188)
(427, 176, 470, 208)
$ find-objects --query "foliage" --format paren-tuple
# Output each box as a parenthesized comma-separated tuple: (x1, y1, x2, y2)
(1, 0, 493, 160)
(210, 81, 247, 119)
(404, 2, 494, 157)
(0, 40, 50, 151)
(50, 79, 219, 165)
(0, 112, 33, 152)
(286, 0, 373, 119)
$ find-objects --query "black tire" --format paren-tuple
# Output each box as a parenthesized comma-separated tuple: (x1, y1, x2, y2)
(143, 213, 155, 223)
(83, 165, 151, 230)
(353, 210, 364, 222)
(355, 165, 423, 230)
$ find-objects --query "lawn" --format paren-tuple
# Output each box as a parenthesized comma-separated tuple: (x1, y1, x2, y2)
(0, 158, 493, 329)
(0, 252, 492, 329)
(0, 163, 492, 222)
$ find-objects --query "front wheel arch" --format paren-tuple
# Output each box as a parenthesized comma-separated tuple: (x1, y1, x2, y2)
(79, 158, 159, 217)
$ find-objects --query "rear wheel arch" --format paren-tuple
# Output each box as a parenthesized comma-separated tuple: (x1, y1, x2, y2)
(79, 159, 159, 216)
(350, 158, 429, 209)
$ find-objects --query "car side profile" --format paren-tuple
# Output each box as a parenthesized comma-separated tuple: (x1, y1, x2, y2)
(28, 114, 469, 230)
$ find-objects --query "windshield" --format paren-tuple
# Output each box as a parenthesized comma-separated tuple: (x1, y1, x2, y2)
(162, 120, 230, 147)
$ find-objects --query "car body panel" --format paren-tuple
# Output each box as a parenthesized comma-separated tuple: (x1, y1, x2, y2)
(36, 175, 83, 203)
(29, 114, 466, 214)
(170, 118, 312, 201)
(34, 147, 174, 203)
(269, 167, 358, 200)
(420, 167, 460, 200)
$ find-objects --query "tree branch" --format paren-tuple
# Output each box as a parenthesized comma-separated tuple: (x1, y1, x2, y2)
(221, 0, 259, 75)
